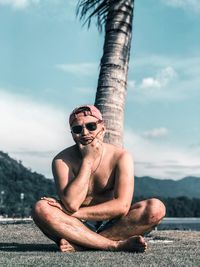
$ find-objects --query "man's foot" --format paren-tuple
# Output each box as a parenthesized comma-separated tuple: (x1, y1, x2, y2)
(59, 239, 75, 252)
(117, 235, 147, 253)
(58, 239, 84, 252)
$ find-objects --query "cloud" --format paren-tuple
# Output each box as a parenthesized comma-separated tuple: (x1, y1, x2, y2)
(157, 66, 177, 85)
(0, 0, 76, 21)
(132, 54, 200, 76)
(140, 66, 177, 90)
(1, 89, 199, 180)
(0, 0, 40, 9)
(128, 54, 200, 102)
(142, 127, 169, 138)
(0, 89, 73, 177)
(190, 143, 200, 150)
(55, 63, 98, 76)
(160, 0, 200, 13)
(140, 77, 161, 89)
(124, 129, 200, 179)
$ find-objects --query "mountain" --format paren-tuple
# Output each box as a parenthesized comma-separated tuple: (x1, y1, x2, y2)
(0, 151, 200, 217)
(134, 176, 200, 198)
(0, 151, 56, 217)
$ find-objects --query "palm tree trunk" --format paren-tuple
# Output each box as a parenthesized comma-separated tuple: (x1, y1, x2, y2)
(95, 0, 134, 147)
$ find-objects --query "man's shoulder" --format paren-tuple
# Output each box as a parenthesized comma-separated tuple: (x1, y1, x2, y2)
(53, 145, 77, 163)
(105, 143, 132, 160)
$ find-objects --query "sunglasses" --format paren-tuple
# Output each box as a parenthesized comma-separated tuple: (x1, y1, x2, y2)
(71, 120, 102, 134)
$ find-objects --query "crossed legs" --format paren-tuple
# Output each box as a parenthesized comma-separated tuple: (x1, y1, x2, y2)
(32, 198, 166, 252)
(100, 198, 166, 240)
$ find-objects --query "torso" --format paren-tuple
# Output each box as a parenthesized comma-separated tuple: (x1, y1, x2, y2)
(56, 143, 124, 207)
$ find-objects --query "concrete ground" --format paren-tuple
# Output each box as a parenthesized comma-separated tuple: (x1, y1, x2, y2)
(0, 222, 200, 267)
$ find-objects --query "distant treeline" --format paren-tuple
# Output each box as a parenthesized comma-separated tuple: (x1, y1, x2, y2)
(0, 151, 200, 218)
(1, 195, 200, 218)
(134, 196, 200, 217)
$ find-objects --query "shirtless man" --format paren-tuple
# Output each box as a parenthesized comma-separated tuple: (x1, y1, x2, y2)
(32, 105, 166, 253)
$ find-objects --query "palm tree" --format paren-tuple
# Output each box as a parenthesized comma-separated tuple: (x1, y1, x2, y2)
(77, 0, 134, 147)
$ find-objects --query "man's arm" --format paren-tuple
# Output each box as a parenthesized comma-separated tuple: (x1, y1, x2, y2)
(52, 156, 92, 213)
(71, 151, 134, 221)
(52, 138, 103, 213)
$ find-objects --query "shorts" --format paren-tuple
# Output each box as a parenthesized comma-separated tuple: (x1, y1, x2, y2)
(81, 218, 118, 233)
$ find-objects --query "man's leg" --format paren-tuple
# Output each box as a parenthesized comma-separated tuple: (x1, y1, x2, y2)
(99, 198, 166, 240)
(32, 211, 80, 252)
(32, 200, 147, 252)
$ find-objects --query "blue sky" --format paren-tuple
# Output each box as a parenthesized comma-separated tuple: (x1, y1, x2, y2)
(0, 0, 200, 179)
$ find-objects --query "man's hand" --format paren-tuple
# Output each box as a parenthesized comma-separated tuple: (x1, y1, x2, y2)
(78, 129, 104, 162)
(41, 197, 72, 215)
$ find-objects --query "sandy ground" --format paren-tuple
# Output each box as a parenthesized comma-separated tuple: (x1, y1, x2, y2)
(0, 222, 200, 267)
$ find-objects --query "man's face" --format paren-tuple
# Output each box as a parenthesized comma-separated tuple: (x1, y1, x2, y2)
(71, 115, 105, 145)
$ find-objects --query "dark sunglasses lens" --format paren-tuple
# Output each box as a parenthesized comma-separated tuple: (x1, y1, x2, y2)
(72, 125, 82, 134)
(86, 122, 97, 131)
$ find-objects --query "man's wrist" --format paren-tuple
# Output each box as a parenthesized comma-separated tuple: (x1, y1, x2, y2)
(82, 157, 94, 167)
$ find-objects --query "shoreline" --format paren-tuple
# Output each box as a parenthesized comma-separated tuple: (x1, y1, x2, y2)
(1, 217, 200, 231)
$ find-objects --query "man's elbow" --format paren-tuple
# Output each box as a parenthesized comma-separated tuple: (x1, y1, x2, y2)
(118, 203, 130, 217)
(62, 199, 79, 213)
(67, 203, 79, 213)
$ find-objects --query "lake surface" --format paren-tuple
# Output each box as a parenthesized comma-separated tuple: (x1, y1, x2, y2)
(0, 217, 200, 231)
(158, 217, 200, 231)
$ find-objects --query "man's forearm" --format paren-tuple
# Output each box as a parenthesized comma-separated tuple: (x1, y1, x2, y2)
(71, 199, 130, 221)
(61, 159, 93, 212)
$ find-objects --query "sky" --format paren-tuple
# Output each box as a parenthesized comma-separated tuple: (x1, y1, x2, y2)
(0, 0, 200, 180)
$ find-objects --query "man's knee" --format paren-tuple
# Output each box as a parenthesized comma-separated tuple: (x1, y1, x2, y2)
(32, 200, 53, 223)
(32, 199, 75, 226)
(145, 198, 166, 225)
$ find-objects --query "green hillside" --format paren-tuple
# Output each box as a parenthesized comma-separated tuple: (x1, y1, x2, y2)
(134, 176, 200, 198)
(0, 151, 56, 217)
(0, 151, 199, 217)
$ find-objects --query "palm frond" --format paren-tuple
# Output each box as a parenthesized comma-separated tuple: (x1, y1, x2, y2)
(76, 0, 111, 31)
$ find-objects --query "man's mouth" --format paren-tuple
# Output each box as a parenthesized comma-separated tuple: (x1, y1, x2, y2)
(80, 137, 93, 144)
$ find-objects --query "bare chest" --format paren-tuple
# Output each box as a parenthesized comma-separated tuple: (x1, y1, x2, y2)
(88, 163, 116, 195)
(72, 157, 116, 196)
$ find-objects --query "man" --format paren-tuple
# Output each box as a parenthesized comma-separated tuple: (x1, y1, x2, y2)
(32, 105, 166, 252)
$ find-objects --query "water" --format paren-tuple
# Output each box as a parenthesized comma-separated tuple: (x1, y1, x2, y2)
(158, 217, 200, 231)
(0, 217, 200, 230)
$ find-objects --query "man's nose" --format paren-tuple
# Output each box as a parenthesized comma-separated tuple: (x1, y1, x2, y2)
(81, 125, 89, 135)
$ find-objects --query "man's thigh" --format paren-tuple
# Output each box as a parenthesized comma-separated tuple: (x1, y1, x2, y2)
(98, 200, 151, 240)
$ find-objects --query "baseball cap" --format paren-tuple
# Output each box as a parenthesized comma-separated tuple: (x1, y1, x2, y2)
(69, 105, 103, 125)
